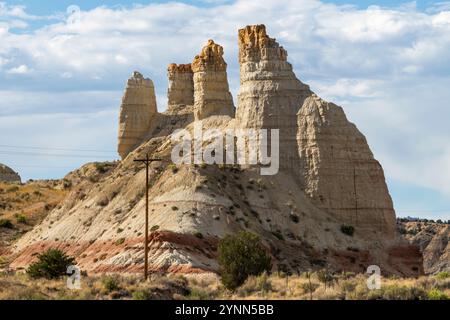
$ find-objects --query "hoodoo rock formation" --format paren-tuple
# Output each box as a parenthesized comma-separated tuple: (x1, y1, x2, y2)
(167, 63, 194, 108)
(118, 71, 158, 159)
(0, 164, 21, 183)
(11, 25, 423, 277)
(192, 40, 234, 120)
(236, 25, 311, 169)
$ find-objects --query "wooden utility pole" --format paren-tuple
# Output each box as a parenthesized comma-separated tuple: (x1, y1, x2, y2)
(353, 166, 358, 225)
(134, 153, 162, 280)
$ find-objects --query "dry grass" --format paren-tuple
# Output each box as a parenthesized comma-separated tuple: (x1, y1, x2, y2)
(0, 181, 66, 219)
(0, 180, 67, 255)
(0, 271, 448, 300)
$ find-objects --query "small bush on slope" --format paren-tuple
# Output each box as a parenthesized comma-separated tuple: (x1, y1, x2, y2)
(427, 288, 449, 300)
(436, 271, 450, 280)
(27, 249, 76, 279)
(218, 231, 271, 291)
(340, 225, 355, 236)
(102, 276, 121, 293)
(0, 219, 13, 229)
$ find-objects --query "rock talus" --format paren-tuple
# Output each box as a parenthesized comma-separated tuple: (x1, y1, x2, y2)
(117, 71, 158, 159)
(192, 40, 234, 120)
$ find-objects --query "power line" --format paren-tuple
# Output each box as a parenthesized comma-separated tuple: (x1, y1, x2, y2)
(397, 209, 450, 213)
(0, 150, 115, 159)
(9, 165, 79, 169)
(0, 144, 116, 153)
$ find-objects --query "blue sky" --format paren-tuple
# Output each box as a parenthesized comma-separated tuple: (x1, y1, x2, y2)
(5, 0, 448, 17)
(0, 0, 450, 220)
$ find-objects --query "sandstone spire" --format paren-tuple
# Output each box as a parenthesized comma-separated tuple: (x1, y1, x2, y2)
(167, 63, 194, 107)
(297, 95, 397, 237)
(117, 71, 157, 159)
(236, 24, 311, 169)
(192, 40, 234, 120)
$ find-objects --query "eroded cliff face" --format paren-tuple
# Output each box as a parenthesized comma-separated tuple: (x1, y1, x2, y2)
(192, 40, 235, 120)
(167, 63, 194, 108)
(10, 25, 421, 277)
(297, 95, 397, 237)
(118, 71, 157, 159)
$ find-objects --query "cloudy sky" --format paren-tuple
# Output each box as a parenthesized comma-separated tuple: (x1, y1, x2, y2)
(0, 0, 449, 220)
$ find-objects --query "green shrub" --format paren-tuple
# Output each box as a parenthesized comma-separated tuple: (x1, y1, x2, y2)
(167, 163, 179, 174)
(132, 289, 152, 300)
(96, 197, 109, 207)
(300, 281, 320, 297)
(27, 249, 75, 279)
(15, 214, 27, 224)
(115, 238, 125, 245)
(367, 285, 427, 300)
(94, 162, 108, 173)
(271, 230, 284, 241)
(340, 225, 355, 236)
(289, 214, 299, 223)
(33, 190, 42, 197)
(150, 225, 160, 232)
(427, 288, 449, 300)
(218, 231, 271, 291)
(102, 276, 121, 293)
(436, 271, 450, 280)
(317, 269, 335, 289)
(186, 288, 210, 300)
(194, 232, 203, 239)
(62, 179, 72, 189)
(0, 219, 14, 229)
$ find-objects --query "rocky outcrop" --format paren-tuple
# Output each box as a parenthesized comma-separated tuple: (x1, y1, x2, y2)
(117, 71, 158, 159)
(192, 40, 234, 120)
(297, 95, 397, 237)
(399, 221, 449, 274)
(0, 164, 21, 183)
(167, 63, 194, 108)
(236, 24, 311, 169)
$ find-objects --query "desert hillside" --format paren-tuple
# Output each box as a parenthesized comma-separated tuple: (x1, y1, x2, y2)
(0, 180, 67, 263)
